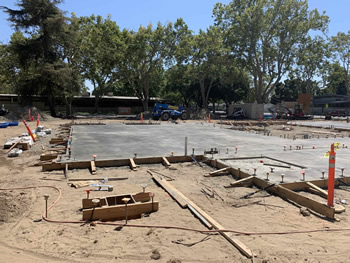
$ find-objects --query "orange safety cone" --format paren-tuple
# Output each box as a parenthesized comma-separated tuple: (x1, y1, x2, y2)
(36, 113, 40, 127)
(327, 144, 336, 207)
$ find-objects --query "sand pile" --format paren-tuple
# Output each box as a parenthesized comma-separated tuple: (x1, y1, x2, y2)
(0, 106, 55, 121)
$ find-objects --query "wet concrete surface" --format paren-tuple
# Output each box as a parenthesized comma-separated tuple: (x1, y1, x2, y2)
(71, 122, 350, 183)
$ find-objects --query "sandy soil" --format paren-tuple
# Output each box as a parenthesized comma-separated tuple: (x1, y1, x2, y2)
(0, 118, 349, 263)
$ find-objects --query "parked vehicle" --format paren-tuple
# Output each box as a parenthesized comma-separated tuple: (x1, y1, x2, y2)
(325, 109, 347, 120)
(152, 103, 188, 121)
(227, 108, 245, 119)
(328, 109, 347, 117)
(268, 104, 312, 120)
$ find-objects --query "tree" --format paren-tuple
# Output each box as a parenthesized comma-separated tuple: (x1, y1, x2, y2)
(2, 0, 70, 116)
(54, 14, 84, 117)
(187, 26, 227, 109)
(79, 15, 122, 112)
(164, 64, 197, 107)
(0, 42, 17, 94)
(330, 31, 350, 93)
(119, 19, 190, 111)
(214, 66, 250, 110)
(321, 63, 349, 95)
(213, 0, 329, 103)
(295, 36, 329, 94)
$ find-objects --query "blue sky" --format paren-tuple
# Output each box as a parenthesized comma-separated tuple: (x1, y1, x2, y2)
(1, 0, 349, 44)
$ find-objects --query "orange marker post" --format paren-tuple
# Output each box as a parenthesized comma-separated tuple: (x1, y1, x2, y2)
(36, 113, 40, 127)
(28, 108, 31, 121)
(21, 118, 36, 142)
(327, 144, 336, 207)
(208, 113, 211, 123)
(141, 112, 143, 123)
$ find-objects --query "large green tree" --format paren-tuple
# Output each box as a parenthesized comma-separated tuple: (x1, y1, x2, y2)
(119, 19, 190, 111)
(2, 0, 71, 116)
(330, 31, 350, 93)
(295, 36, 329, 94)
(0, 42, 17, 94)
(164, 64, 196, 107)
(187, 26, 227, 109)
(79, 15, 122, 112)
(320, 63, 349, 95)
(213, 0, 329, 103)
(55, 14, 84, 117)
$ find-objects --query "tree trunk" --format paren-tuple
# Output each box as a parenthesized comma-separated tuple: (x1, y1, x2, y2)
(344, 73, 349, 95)
(200, 79, 207, 109)
(141, 99, 149, 112)
(141, 83, 149, 111)
(65, 97, 72, 118)
(47, 93, 56, 117)
(255, 74, 264, 104)
(225, 100, 230, 115)
(94, 94, 100, 113)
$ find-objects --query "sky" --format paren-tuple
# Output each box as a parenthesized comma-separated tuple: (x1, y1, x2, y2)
(0, 0, 349, 44)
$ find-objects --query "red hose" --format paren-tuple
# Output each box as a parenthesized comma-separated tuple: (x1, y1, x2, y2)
(1, 186, 350, 236)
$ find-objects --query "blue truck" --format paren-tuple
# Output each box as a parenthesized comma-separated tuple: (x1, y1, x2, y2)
(152, 103, 188, 121)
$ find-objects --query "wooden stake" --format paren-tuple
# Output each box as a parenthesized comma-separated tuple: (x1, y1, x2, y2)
(129, 158, 137, 170)
(162, 157, 171, 167)
(206, 167, 230, 177)
(90, 161, 96, 175)
(306, 182, 328, 198)
(224, 176, 254, 188)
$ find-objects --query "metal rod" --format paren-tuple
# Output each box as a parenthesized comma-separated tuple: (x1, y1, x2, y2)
(185, 137, 188, 156)
(44, 195, 49, 218)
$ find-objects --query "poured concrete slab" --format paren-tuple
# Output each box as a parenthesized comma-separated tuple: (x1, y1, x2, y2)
(71, 122, 350, 183)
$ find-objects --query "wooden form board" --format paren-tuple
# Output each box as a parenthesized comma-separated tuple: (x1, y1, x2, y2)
(82, 201, 159, 221)
(83, 192, 152, 209)
(42, 155, 204, 171)
(151, 174, 187, 209)
(151, 174, 252, 258)
(68, 177, 128, 182)
(40, 152, 59, 161)
(18, 142, 30, 150)
(49, 138, 67, 144)
(259, 178, 334, 219)
(281, 176, 350, 191)
(211, 159, 335, 219)
(40, 153, 343, 219)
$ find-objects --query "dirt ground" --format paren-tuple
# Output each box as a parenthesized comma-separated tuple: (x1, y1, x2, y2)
(0, 118, 350, 263)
